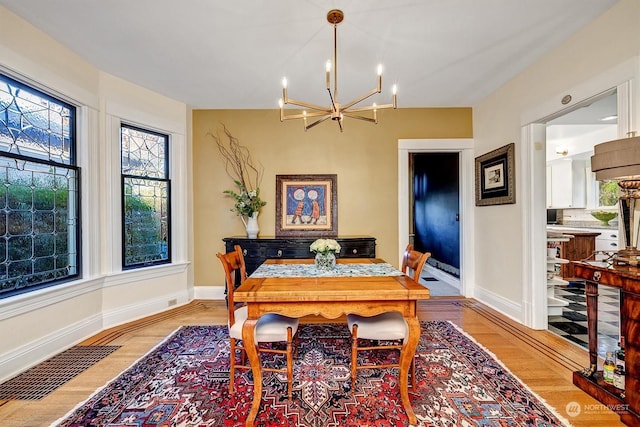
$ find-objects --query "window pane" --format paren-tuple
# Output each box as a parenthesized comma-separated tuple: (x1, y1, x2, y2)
(0, 76, 73, 165)
(121, 123, 170, 269)
(121, 126, 167, 178)
(0, 158, 79, 297)
(598, 180, 619, 207)
(123, 177, 169, 267)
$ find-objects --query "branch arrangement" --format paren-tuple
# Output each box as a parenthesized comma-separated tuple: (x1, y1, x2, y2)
(209, 124, 264, 192)
(209, 125, 266, 217)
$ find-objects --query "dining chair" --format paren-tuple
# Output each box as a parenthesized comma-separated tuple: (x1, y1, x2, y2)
(216, 245, 299, 399)
(347, 244, 430, 391)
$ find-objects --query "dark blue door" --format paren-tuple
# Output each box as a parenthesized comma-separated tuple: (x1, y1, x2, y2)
(412, 152, 460, 277)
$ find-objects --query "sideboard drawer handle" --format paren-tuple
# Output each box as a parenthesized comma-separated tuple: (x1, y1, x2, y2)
(593, 271, 601, 282)
(352, 248, 358, 254)
(277, 249, 283, 257)
(243, 249, 247, 256)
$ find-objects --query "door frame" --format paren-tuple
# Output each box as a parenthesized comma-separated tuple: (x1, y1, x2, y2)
(521, 57, 638, 329)
(398, 139, 475, 297)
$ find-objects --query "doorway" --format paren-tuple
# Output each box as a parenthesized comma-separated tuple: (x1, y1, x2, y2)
(543, 89, 619, 349)
(520, 68, 634, 330)
(412, 152, 460, 278)
(398, 139, 474, 298)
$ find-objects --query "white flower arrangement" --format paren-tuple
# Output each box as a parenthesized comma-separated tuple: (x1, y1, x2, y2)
(310, 238, 341, 255)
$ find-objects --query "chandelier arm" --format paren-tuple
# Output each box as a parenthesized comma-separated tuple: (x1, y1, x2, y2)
(302, 110, 332, 118)
(342, 113, 378, 123)
(327, 88, 338, 113)
(340, 88, 382, 111)
(281, 110, 331, 121)
(305, 115, 332, 131)
(283, 98, 329, 112)
(346, 103, 395, 113)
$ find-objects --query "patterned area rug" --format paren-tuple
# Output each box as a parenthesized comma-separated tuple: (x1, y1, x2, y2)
(53, 321, 570, 426)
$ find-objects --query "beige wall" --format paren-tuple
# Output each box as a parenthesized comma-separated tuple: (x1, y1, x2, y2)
(0, 7, 192, 380)
(472, 0, 640, 315)
(192, 108, 472, 286)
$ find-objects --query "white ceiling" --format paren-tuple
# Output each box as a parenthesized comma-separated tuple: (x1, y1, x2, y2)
(0, 0, 619, 109)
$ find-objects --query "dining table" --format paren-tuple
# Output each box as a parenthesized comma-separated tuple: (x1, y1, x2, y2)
(233, 257, 431, 426)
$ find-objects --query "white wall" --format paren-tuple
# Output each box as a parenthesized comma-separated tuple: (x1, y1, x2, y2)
(0, 7, 192, 381)
(472, 0, 640, 323)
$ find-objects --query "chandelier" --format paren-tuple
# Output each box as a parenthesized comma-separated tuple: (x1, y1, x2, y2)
(278, 9, 397, 132)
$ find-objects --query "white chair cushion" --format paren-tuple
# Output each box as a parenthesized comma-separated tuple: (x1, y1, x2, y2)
(229, 305, 299, 342)
(347, 312, 408, 341)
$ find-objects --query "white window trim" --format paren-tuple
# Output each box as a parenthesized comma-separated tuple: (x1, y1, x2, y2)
(104, 102, 188, 275)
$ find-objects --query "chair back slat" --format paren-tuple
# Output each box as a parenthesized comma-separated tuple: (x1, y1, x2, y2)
(216, 245, 247, 327)
(401, 244, 431, 281)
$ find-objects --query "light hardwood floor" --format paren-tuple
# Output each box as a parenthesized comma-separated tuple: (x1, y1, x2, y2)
(0, 298, 624, 426)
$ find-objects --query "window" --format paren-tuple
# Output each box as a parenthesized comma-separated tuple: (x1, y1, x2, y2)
(121, 124, 170, 268)
(598, 179, 619, 207)
(0, 73, 79, 298)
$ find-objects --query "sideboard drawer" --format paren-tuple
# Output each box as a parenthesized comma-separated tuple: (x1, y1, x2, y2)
(264, 244, 311, 259)
(238, 245, 262, 259)
(339, 240, 376, 258)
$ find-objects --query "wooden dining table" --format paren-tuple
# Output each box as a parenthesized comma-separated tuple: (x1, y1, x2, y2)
(233, 257, 431, 426)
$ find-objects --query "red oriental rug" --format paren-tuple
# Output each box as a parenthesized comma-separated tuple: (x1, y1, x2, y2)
(53, 321, 571, 426)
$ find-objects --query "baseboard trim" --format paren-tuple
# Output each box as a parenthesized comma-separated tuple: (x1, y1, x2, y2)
(0, 290, 191, 382)
(194, 285, 225, 300)
(473, 286, 523, 324)
(0, 313, 102, 383)
(102, 290, 191, 329)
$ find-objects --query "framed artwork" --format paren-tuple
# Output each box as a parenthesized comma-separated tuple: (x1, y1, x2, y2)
(475, 143, 515, 206)
(275, 174, 337, 237)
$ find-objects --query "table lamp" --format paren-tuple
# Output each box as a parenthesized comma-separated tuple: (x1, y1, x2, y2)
(591, 133, 640, 265)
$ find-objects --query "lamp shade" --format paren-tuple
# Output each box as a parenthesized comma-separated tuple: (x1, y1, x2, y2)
(591, 136, 640, 180)
(590, 134, 640, 265)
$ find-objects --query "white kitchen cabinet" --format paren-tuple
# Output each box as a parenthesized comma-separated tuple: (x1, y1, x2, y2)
(547, 160, 587, 208)
(595, 229, 619, 260)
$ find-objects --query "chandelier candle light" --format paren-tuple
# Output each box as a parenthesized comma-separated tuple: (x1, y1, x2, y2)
(279, 9, 397, 132)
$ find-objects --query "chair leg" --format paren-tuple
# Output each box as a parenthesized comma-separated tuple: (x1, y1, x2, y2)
(286, 326, 293, 400)
(351, 324, 358, 391)
(229, 338, 236, 394)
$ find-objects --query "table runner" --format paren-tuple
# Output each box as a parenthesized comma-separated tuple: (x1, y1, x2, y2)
(250, 262, 404, 278)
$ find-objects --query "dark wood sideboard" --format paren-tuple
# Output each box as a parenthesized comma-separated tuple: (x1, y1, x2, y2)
(572, 261, 640, 426)
(222, 236, 376, 275)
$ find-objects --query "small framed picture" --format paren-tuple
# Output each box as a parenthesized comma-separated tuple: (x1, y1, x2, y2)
(275, 174, 337, 237)
(475, 143, 515, 206)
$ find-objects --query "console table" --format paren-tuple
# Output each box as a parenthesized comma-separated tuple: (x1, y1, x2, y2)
(222, 236, 376, 275)
(572, 261, 640, 426)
